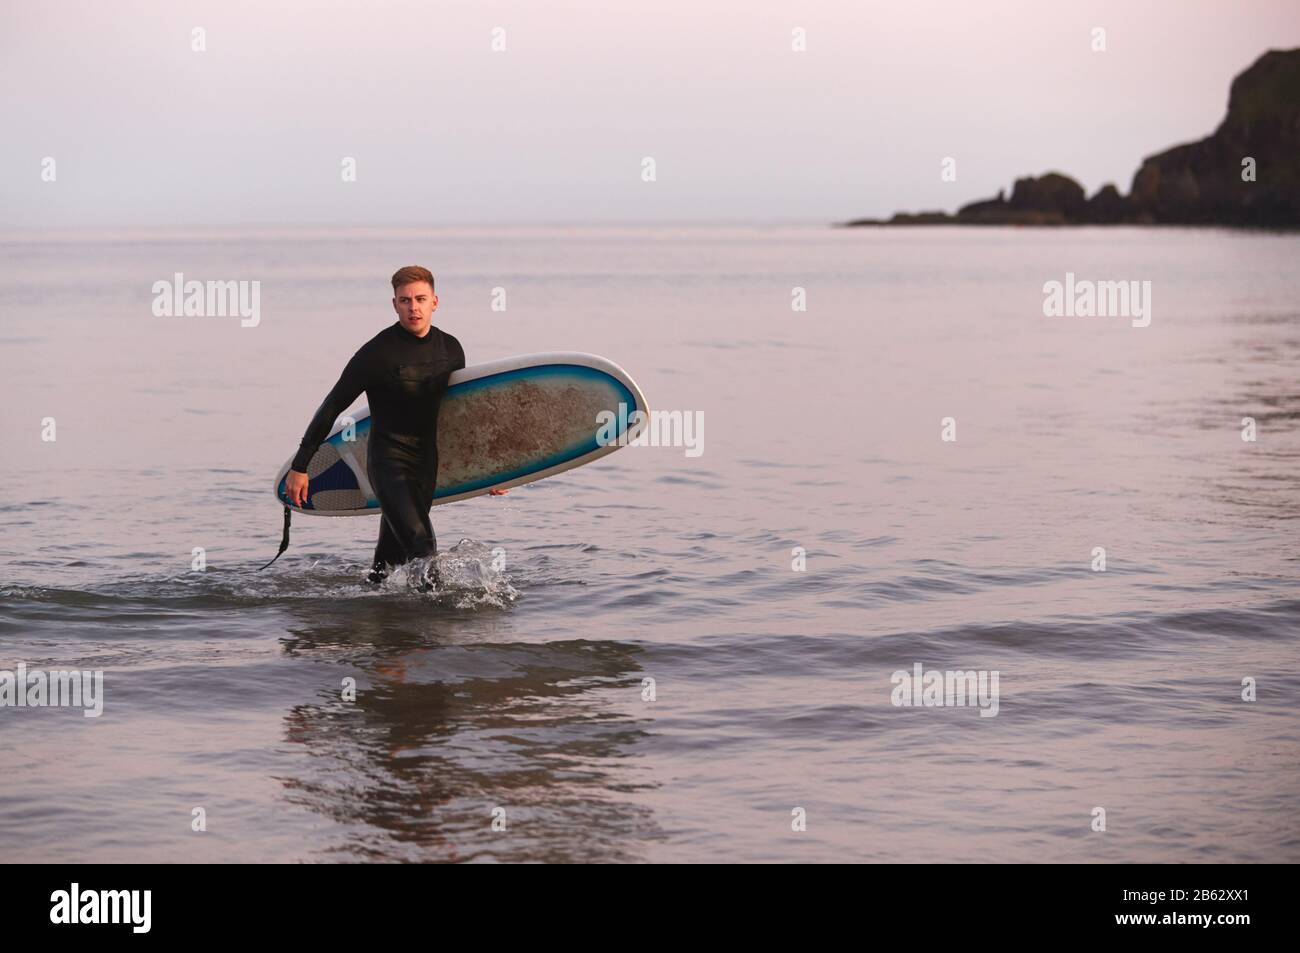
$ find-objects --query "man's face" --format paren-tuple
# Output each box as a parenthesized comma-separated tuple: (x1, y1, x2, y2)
(392, 281, 437, 336)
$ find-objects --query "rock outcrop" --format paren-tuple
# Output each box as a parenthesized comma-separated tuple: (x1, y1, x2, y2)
(1128, 48, 1300, 226)
(845, 48, 1300, 228)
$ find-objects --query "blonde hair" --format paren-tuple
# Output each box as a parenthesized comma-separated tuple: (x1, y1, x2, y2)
(391, 266, 435, 293)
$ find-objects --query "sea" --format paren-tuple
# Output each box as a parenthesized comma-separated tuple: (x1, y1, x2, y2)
(1, 224, 1297, 862)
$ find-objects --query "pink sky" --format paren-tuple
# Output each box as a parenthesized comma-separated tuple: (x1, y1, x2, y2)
(2, 0, 1297, 225)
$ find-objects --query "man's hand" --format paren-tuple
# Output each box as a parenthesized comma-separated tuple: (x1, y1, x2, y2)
(489, 488, 509, 496)
(286, 469, 309, 506)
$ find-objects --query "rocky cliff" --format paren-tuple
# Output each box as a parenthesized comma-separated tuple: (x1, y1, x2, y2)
(845, 48, 1300, 228)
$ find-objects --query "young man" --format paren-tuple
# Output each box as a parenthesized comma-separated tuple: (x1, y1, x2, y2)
(285, 266, 504, 588)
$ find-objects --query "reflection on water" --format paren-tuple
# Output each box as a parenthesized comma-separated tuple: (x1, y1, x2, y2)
(279, 615, 661, 862)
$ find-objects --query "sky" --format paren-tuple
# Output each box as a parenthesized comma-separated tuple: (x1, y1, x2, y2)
(2, 0, 1298, 226)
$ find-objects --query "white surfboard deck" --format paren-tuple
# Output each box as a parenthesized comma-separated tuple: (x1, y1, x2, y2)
(273, 352, 649, 516)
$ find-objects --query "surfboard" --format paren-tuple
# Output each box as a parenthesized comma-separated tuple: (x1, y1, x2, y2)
(272, 352, 649, 515)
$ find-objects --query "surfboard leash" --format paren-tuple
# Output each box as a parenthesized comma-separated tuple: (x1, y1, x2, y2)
(258, 505, 293, 571)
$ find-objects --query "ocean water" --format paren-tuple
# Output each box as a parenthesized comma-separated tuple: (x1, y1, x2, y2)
(1, 224, 1297, 862)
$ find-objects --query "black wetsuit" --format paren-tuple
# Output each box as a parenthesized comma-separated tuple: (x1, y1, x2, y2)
(291, 322, 465, 575)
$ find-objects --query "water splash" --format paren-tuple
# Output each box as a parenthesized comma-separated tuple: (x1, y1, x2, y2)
(382, 538, 520, 609)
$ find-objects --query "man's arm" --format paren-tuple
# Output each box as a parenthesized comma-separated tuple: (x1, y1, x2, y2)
(448, 333, 466, 374)
(284, 348, 366, 499)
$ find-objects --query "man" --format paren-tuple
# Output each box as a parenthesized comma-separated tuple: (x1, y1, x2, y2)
(285, 266, 505, 589)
